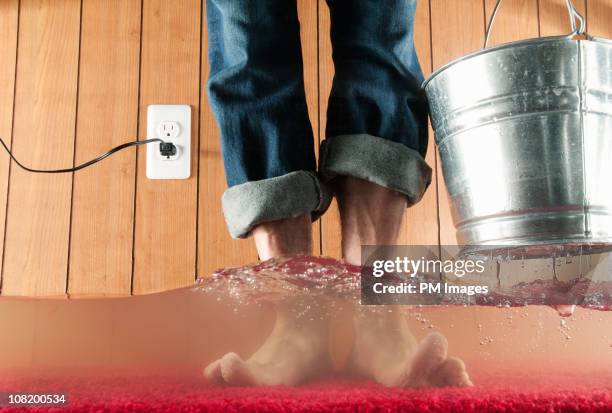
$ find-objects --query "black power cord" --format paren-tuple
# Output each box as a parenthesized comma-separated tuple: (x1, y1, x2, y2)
(0, 137, 172, 174)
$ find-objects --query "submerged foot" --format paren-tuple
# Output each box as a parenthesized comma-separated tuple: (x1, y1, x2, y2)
(204, 300, 332, 386)
(349, 308, 472, 388)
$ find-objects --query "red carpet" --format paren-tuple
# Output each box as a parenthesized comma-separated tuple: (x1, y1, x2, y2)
(2, 374, 612, 413)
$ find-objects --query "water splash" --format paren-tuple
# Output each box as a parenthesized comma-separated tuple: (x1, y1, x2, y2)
(473, 279, 612, 312)
(194, 256, 361, 304)
(194, 256, 612, 315)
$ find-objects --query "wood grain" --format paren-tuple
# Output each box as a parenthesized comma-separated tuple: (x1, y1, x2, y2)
(484, 0, 539, 46)
(68, 0, 141, 296)
(298, 0, 323, 257)
(0, 0, 19, 292)
(132, 0, 200, 294)
(430, 0, 485, 246)
(2, 0, 81, 296)
(539, 0, 587, 37)
(318, 1, 341, 259)
(586, 0, 611, 38)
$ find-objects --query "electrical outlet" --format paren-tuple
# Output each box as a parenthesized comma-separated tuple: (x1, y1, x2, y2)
(157, 121, 181, 139)
(146, 105, 191, 180)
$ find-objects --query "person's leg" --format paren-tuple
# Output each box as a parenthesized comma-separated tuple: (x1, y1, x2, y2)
(320, 0, 431, 264)
(252, 215, 312, 261)
(336, 176, 408, 264)
(321, 0, 470, 388)
(206, 0, 331, 251)
(204, 0, 331, 386)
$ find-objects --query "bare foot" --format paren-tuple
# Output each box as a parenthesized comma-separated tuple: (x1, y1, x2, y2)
(349, 308, 472, 388)
(205, 215, 331, 386)
(204, 299, 332, 386)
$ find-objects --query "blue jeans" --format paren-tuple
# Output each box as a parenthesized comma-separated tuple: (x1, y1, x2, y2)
(206, 0, 431, 238)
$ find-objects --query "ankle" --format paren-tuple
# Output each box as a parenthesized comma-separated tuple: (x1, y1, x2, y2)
(336, 177, 407, 265)
(252, 214, 313, 260)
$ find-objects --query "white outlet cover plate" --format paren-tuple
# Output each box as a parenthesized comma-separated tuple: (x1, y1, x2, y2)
(146, 104, 191, 180)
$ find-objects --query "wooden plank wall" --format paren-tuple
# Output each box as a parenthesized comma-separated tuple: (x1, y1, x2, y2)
(3, 0, 81, 296)
(0, 0, 18, 294)
(0, 0, 608, 297)
(69, 0, 141, 296)
(132, 0, 201, 294)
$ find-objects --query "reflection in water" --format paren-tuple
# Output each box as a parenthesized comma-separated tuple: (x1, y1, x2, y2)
(0, 256, 612, 406)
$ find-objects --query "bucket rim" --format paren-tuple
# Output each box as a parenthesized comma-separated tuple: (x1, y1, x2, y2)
(422, 35, 612, 90)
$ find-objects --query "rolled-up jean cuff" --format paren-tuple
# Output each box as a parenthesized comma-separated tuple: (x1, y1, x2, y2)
(222, 171, 333, 239)
(319, 134, 432, 205)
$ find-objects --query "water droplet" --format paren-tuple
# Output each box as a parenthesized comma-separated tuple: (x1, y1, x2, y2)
(555, 305, 576, 318)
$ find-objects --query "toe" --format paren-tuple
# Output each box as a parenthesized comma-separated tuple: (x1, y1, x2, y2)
(430, 357, 473, 388)
(203, 358, 223, 384)
(220, 352, 260, 386)
(401, 332, 448, 387)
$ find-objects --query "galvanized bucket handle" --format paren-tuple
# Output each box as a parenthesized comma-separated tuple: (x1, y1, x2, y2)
(484, 0, 587, 48)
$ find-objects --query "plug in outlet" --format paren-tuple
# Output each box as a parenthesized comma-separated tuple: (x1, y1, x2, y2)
(146, 105, 191, 179)
(159, 141, 180, 161)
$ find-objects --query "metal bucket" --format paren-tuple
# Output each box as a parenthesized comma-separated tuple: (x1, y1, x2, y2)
(423, 0, 612, 256)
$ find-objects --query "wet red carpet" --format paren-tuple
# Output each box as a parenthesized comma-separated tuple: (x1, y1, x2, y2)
(1, 375, 612, 413)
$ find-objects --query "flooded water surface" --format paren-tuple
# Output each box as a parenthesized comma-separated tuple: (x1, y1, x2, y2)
(1, 256, 612, 410)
